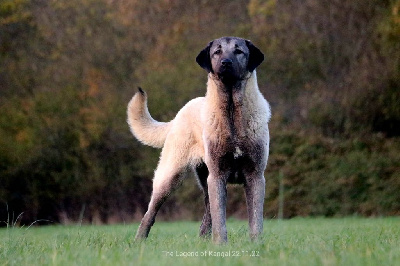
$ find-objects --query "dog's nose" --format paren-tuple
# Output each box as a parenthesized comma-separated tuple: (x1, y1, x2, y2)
(221, 58, 233, 66)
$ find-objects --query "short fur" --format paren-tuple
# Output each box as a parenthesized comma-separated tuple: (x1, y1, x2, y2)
(127, 37, 271, 244)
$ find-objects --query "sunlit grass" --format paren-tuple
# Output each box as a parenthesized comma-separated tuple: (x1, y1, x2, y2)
(0, 218, 399, 265)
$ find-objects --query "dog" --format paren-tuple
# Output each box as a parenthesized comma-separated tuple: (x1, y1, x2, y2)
(127, 36, 270, 244)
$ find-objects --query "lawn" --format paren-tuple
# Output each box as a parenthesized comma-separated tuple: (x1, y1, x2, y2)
(0, 218, 399, 266)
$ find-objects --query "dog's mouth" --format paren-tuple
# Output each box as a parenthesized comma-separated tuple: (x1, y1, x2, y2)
(216, 66, 239, 84)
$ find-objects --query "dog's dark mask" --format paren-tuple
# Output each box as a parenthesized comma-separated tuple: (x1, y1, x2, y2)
(196, 37, 264, 85)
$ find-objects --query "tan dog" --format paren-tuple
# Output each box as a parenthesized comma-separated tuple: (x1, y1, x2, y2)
(127, 37, 270, 244)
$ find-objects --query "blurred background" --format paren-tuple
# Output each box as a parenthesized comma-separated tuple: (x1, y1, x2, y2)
(1, 0, 399, 226)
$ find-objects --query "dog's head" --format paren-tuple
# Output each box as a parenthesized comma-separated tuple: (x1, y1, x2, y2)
(196, 37, 264, 85)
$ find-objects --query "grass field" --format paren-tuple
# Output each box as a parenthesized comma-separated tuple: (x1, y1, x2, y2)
(1, 217, 399, 266)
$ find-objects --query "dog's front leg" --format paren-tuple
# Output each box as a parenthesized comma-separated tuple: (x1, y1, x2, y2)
(207, 174, 228, 244)
(244, 173, 265, 241)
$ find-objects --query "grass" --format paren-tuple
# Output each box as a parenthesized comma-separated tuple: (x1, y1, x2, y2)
(0, 217, 399, 266)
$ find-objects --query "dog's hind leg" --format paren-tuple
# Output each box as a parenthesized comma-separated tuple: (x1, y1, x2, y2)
(195, 163, 211, 238)
(135, 153, 187, 240)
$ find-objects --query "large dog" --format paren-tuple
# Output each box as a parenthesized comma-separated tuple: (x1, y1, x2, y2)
(127, 37, 270, 244)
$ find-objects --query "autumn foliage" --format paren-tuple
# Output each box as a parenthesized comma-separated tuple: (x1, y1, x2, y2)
(1, 0, 399, 225)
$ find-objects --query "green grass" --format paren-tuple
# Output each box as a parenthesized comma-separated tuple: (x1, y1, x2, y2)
(0, 218, 399, 266)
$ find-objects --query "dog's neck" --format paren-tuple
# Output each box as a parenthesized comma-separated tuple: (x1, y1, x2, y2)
(206, 71, 258, 109)
(205, 71, 258, 137)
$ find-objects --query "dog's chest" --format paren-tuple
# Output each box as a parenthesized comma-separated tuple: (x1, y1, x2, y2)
(233, 146, 243, 159)
(205, 113, 259, 168)
(205, 96, 260, 151)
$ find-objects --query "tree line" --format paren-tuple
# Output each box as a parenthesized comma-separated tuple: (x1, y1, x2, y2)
(1, 0, 399, 225)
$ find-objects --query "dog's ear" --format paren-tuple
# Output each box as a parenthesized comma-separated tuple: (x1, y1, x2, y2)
(196, 41, 213, 73)
(245, 40, 264, 72)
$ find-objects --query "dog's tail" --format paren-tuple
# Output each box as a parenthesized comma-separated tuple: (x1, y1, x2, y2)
(127, 88, 172, 148)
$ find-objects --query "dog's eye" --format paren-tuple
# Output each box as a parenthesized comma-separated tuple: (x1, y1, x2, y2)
(234, 49, 243, 55)
(214, 49, 222, 55)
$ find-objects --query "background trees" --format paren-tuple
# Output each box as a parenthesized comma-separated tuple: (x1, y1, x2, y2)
(1, 0, 399, 225)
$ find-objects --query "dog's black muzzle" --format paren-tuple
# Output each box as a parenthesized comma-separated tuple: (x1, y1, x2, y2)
(216, 58, 240, 86)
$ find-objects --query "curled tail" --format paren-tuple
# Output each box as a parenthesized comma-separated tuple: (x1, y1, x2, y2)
(127, 88, 172, 148)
